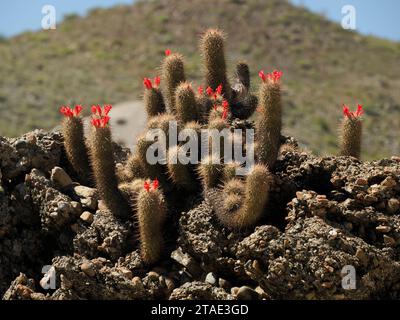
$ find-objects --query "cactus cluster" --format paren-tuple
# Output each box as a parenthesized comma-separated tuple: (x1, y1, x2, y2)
(59, 28, 366, 264)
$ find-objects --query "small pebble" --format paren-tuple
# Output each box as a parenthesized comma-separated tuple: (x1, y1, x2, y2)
(51, 167, 73, 189)
(80, 211, 94, 224)
(376, 225, 391, 233)
(80, 262, 96, 277)
(205, 272, 217, 285)
(148, 271, 159, 281)
(236, 286, 259, 300)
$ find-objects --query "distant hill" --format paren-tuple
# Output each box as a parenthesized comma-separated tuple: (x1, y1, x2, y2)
(0, 0, 399, 159)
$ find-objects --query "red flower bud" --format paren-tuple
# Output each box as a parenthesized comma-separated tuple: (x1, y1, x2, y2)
(165, 49, 171, 56)
(198, 86, 203, 95)
(153, 178, 159, 190)
(343, 104, 363, 119)
(154, 76, 161, 87)
(144, 181, 150, 192)
(143, 78, 152, 90)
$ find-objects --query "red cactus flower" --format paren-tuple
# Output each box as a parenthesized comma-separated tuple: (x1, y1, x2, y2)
(343, 104, 364, 119)
(91, 105, 102, 116)
(152, 178, 159, 190)
(216, 84, 223, 95)
(259, 70, 283, 83)
(144, 181, 150, 192)
(90, 105, 112, 128)
(143, 77, 152, 90)
(60, 105, 83, 117)
(222, 100, 229, 110)
(198, 86, 204, 95)
(206, 86, 214, 97)
(165, 49, 171, 56)
(258, 70, 266, 82)
(221, 109, 228, 120)
(154, 76, 161, 87)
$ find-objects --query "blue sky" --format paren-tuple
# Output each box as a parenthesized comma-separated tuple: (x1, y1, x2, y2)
(0, 0, 399, 41)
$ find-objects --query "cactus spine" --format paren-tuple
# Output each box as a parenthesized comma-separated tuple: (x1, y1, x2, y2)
(143, 82, 166, 117)
(198, 154, 223, 189)
(256, 71, 283, 169)
(162, 53, 186, 113)
(136, 183, 166, 264)
(88, 106, 131, 219)
(200, 29, 231, 99)
(340, 104, 363, 159)
(59, 105, 91, 184)
(175, 82, 199, 124)
(167, 145, 196, 191)
(217, 164, 272, 229)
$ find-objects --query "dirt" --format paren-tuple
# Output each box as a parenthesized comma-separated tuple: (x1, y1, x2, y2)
(1, 129, 400, 300)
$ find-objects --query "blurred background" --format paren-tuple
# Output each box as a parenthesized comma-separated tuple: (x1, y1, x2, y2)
(0, 0, 399, 159)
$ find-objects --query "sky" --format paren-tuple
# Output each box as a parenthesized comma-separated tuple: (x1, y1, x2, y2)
(0, 0, 399, 41)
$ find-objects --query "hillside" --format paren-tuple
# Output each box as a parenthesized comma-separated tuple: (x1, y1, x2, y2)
(0, 0, 399, 159)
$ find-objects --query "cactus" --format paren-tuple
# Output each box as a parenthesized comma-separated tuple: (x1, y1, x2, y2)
(136, 179, 166, 264)
(162, 52, 186, 113)
(59, 105, 91, 184)
(88, 105, 131, 219)
(197, 154, 223, 189)
(256, 70, 283, 169)
(200, 29, 231, 99)
(216, 164, 272, 229)
(235, 61, 250, 91)
(143, 76, 166, 117)
(223, 161, 242, 181)
(167, 145, 196, 191)
(340, 104, 363, 159)
(175, 82, 199, 124)
(135, 133, 165, 180)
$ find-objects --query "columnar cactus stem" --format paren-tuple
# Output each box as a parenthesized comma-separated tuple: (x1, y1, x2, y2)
(216, 164, 272, 229)
(59, 105, 91, 184)
(340, 104, 363, 159)
(256, 70, 283, 169)
(167, 145, 196, 191)
(236, 61, 250, 91)
(88, 105, 131, 219)
(136, 180, 166, 264)
(162, 53, 186, 113)
(143, 76, 166, 117)
(175, 82, 199, 124)
(198, 154, 223, 189)
(200, 29, 231, 99)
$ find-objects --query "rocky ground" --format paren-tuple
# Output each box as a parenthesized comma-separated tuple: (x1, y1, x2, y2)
(1, 129, 400, 300)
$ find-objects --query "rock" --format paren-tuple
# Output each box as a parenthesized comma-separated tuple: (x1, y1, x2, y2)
(148, 271, 159, 281)
(376, 225, 391, 233)
(132, 277, 144, 290)
(171, 247, 202, 277)
(355, 178, 368, 186)
(119, 267, 133, 279)
(74, 186, 97, 199)
(80, 262, 96, 277)
(51, 166, 73, 189)
(81, 197, 97, 210)
(218, 278, 231, 290)
(80, 211, 94, 224)
(169, 281, 233, 300)
(236, 286, 259, 300)
(355, 248, 368, 265)
(30, 292, 46, 300)
(70, 201, 83, 215)
(205, 272, 217, 286)
(383, 235, 396, 246)
(231, 287, 239, 295)
(387, 198, 399, 214)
